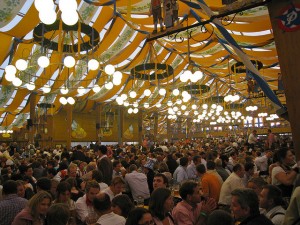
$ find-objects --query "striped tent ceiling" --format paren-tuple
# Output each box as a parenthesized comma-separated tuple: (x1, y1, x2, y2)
(0, 0, 283, 130)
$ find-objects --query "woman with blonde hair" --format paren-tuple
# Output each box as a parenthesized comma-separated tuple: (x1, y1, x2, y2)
(12, 191, 52, 225)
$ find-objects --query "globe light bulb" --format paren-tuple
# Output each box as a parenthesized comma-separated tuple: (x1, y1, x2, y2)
(59, 0, 77, 12)
(61, 11, 78, 26)
(42, 85, 51, 93)
(113, 71, 122, 80)
(144, 89, 151, 96)
(159, 88, 166, 96)
(133, 108, 139, 114)
(105, 82, 113, 90)
(105, 64, 115, 75)
(26, 82, 35, 91)
(67, 97, 75, 105)
(124, 101, 129, 107)
(5, 73, 15, 82)
(121, 94, 128, 100)
(59, 97, 68, 105)
(77, 86, 86, 95)
(92, 84, 101, 93)
(172, 89, 180, 96)
(156, 103, 161, 108)
(129, 91, 137, 98)
(112, 78, 121, 85)
(16, 59, 28, 71)
(38, 56, 50, 68)
(60, 87, 69, 95)
(128, 108, 133, 114)
(88, 59, 99, 70)
(5, 65, 17, 75)
(39, 10, 56, 25)
(64, 56, 75, 68)
(133, 102, 138, 108)
(12, 77, 22, 87)
(144, 103, 149, 108)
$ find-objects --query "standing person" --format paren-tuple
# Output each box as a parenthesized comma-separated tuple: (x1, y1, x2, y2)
(248, 130, 258, 149)
(12, 191, 52, 225)
(267, 129, 276, 150)
(149, 188, 175, 225)
(172, 181, 216, 225)
(231, 188, 273, 225)
(149, 0, 164, 34)
(97, 145, 113, 185)
(0, 180, 28, 225)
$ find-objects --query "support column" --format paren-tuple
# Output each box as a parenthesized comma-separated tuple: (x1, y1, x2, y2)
(267, 0, 300, 159)
(154, 113, 158, 142)
(95, 104, 102, 142)
(66, 105, 72, 150)
(29, 93, 36, 144)
(186, 118, 191, 139)
(167, 118, 172, 142)
(117, 106, 123, 145)
(138, 110, 143, 144)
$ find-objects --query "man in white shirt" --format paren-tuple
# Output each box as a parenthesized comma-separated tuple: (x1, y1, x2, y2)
(259, 185, 286, 225)
(248, 130, 258, 149)
(101, 176, 125, 201)
(187, 155, 202, 179)
(254, 150, 272, 175)
(218, 163, 245, 209)
(94, 193, 125, 225)
(75, 180, 100, 224)
(125, 164, 150, 201)
(173, 157, 189, 183)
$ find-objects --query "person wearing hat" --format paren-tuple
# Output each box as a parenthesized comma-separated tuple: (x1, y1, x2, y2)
(143, 158, 156, 194)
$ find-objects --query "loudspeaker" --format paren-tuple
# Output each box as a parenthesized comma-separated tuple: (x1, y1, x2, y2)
(27, 119, 33, 126)
(96, 123, 100, 129)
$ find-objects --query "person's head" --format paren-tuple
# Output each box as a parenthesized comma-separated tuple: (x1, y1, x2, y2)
(99, 145, 108, 155)
(86, 180, 100, 202)
(192, 155, 202, 165)
(158, 162, 169, 173)
(125, 207, 154, 225)
(47, 168, 57, 179)
(233, 163, 245, 178)
(253, 130, 257, 135)
(113, 160, 122, 172)
(247, 177, 267, 196)
(92, 169, 104, 183)
(56, 181, 71, 203)
(28, 191, 52, 219)
(24, 165, 33, 177)
(196, 163, 206, 176)
(67, 163, 77, 178)
(2, 180, 17, 195)
(268, 129, 272, 134)
(153, 173, 168, 190)
(129, 164, 137, 173)
(179, 157, 189, 167)
(259, 184, 285, 210)
(149, 188, 174, 220)
(16, 180, 26, 198)
(93, 193, 111, 214)
(206, 160, 216, 170)
(36, 177, 51, 192)
(111, 194, 135, 218)
(275, 148, 295, 166)
(179, 181, 201, 206)
(46, 203, 70, 225)
(207, 210, 233, 225)
(110, 176, 125, 195)
(244, 162, 255, 177)
(231, 188, 259, 221)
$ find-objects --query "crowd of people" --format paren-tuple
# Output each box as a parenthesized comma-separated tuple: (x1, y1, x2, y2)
(0, 129, 299, 225)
